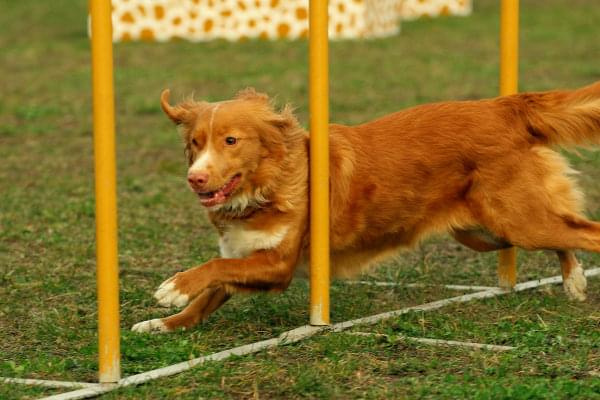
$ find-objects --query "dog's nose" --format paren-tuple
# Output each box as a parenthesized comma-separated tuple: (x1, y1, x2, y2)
(188, 172, 209, 188)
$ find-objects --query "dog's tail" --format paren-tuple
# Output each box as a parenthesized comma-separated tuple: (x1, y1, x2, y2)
(512, 81, 600, 148)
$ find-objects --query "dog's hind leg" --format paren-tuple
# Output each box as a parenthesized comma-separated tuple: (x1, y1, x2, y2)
(484, 208, 598, 301)
(132, 286, 231, 333)
(498, 211, 600, 253)
(557, 250, 587, 301)
(475, 148, 600, 253)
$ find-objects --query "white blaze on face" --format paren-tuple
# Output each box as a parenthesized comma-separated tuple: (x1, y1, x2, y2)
(188, 103, 223, 176)
(188, 145, 215, 175)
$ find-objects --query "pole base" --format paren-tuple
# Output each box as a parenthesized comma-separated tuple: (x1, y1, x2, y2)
(498, 247, 517, 289)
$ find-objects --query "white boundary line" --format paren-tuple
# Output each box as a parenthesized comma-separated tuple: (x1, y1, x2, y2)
(34, 329, 324, 400)
(345, 332, 515, 351)
(0, 377, 100, 389)
(345, 281, 496, 291)
(2, 267, 597, 400)
(332, 267, 600, 332)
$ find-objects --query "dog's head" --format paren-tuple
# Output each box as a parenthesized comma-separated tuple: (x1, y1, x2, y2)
(161, 88, 301, 212)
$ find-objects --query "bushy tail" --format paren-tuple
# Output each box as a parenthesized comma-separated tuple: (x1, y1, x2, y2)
(515, 81, 600, 147)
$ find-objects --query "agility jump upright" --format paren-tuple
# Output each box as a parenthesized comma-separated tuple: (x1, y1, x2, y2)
(90, 0, 121, 383)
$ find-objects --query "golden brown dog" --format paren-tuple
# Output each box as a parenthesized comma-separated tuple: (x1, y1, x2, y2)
(132, 82, 600, 333)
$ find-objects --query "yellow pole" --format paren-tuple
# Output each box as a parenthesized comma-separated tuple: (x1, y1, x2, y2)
(309, 0, 330, 326)
(498, 0, 519, 289)
(500, 0, 519, 96)
(90, 0, 121, 383)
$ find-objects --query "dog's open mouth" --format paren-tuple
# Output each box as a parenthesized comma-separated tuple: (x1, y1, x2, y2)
(196, 173, 242, 207)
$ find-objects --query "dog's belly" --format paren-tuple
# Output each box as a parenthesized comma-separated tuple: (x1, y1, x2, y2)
(294, 227, 508, 280)
(293, 243, 402, 280)
(330, 246, 401, 278)
(452, 227, 512, 252)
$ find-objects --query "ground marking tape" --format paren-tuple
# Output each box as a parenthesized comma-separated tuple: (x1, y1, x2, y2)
(345, 281, 496, 291)
(345, 332, 515, 351)
(3, 267, 598, 400)
(0, 378, 100, 389)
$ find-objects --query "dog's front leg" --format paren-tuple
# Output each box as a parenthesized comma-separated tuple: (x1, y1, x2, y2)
(153, 249, 295, 309)
(132, 286, 231, 333)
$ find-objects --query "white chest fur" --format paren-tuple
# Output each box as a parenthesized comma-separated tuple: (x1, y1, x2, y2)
(219, 224, 289, 259)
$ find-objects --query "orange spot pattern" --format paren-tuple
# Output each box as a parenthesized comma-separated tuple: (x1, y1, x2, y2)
(402, 0, 472, 21)
(101, 0, 471, 42)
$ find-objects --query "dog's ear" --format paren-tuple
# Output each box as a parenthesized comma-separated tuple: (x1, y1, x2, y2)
(160, 89, 196, 126)
(236, 87, 297, 130)
(268, 104, 298, 131)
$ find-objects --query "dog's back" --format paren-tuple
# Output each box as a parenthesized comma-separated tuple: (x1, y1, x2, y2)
(326, 82, 600, 277)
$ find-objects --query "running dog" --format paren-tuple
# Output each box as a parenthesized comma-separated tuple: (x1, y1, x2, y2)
(133, 82, 600, 333)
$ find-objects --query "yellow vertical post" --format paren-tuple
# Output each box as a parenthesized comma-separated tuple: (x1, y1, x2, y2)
(500, 0, 519, 96)
(309, 0, 330, 326)
(90, 0, 121, 383)
(498, 0, 519, 289)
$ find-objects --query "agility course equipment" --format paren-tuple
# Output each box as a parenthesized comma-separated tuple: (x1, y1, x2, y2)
(105, 0, 472, 42)
(4, 268, 599, 400)
(497, 0, 519, 289)
(309, 0, 331, 326)
(106, 0, 402, 41)
(5, 1, 590, 399)
(90, 0, 121, 384)
(401, 0, 472, 20)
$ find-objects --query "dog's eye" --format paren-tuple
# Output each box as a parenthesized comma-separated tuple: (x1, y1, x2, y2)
(191, 138, 198, 146)
(225, 136, 237, 145)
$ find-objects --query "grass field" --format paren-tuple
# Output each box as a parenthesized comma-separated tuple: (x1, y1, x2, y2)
(1, 0, 600, 398)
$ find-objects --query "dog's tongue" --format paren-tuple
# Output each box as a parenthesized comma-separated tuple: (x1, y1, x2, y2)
(199, 175, 241, 207)
(200, 191, 227, 207)
(222, 174, 241, 195)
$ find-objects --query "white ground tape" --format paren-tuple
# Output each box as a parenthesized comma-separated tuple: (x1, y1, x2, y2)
(36, 384, 117, 400)
(9, 267, 599, 400)
(35, 329, 324, 400)
(331, 288, 507, 332)
(331, 267, 600, 332)
(0, 377, 100, 389)
(345, 281, 495, 291)
(346, 332, 515, 351)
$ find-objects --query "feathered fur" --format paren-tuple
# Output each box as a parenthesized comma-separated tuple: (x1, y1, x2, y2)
(133, 81, 600, 333)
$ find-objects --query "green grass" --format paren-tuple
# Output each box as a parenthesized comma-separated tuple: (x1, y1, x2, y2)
(1, 0, 600, 398)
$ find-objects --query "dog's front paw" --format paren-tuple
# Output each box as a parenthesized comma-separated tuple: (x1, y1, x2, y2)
(154, 276, 190, 308)
(563, 264, 587, 302)
(131, 318, 170, 333)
